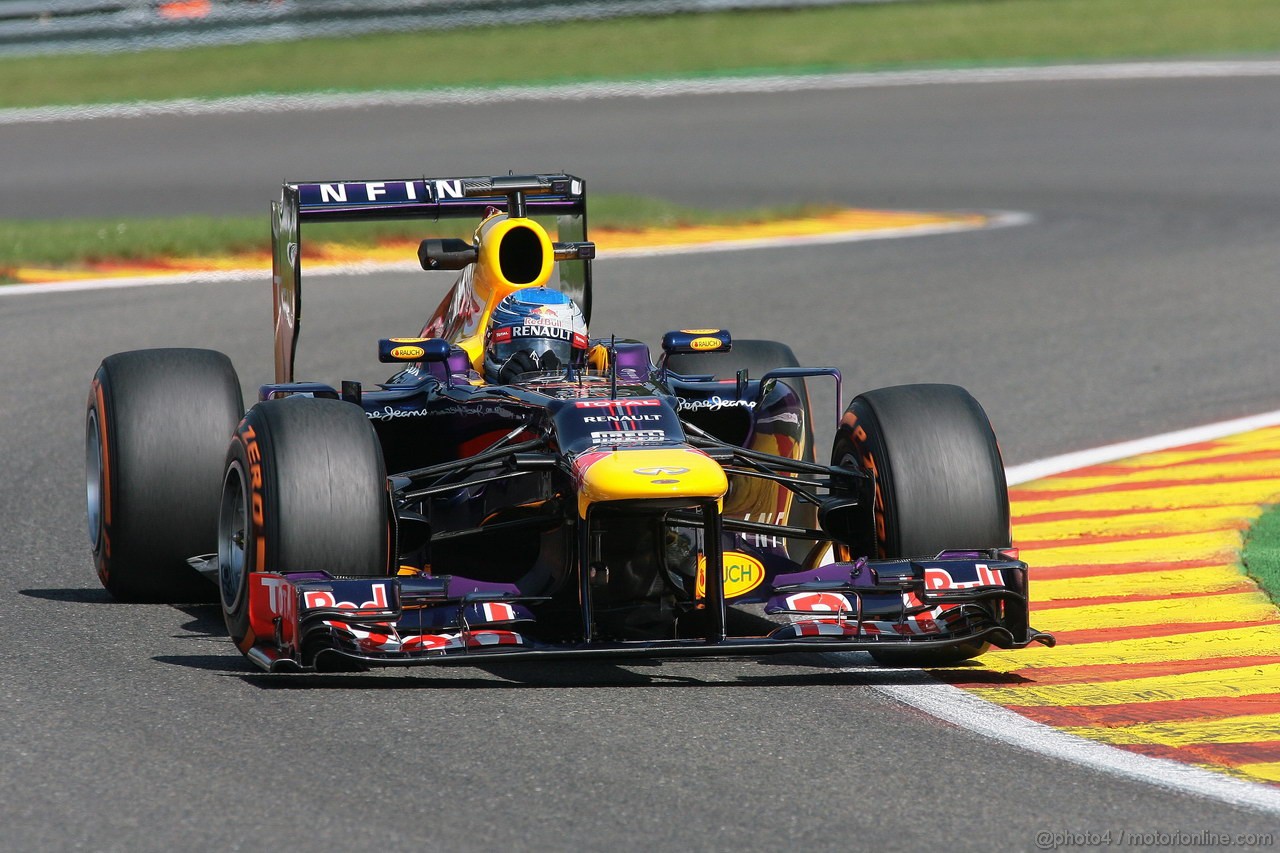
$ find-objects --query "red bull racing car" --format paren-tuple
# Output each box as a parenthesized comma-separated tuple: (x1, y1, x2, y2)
(85, 173, 1054, 672)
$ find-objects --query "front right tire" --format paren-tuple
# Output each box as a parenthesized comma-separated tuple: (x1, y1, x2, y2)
(218, 397, 389, 652)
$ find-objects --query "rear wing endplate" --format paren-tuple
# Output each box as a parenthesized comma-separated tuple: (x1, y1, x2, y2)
(271, 173, 590, 383)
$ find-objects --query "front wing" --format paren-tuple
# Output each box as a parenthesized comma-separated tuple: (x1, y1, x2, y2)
(241, 555, 1054, 672)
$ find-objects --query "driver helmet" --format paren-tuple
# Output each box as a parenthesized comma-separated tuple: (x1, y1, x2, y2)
(483, 287, 588, 381)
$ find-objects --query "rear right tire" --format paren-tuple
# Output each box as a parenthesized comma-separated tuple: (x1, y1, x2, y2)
(87, 348, 242, 603)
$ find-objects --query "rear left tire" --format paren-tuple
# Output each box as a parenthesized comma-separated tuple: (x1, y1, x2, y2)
(667, 339, 816, 559)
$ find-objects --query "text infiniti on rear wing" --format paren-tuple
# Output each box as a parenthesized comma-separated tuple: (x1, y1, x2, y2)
(271, 173, 592, 383)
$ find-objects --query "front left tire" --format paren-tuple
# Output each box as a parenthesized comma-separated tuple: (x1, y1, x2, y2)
(830, 383, 1010, 666)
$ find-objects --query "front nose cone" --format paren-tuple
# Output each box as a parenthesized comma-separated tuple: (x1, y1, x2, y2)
(573, 447, 727, 517)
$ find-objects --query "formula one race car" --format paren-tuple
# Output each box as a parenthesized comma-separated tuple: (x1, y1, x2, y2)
(86, 172, 1053, 672)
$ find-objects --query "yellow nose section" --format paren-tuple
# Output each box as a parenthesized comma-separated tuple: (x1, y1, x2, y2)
(574, 447, 728, 517)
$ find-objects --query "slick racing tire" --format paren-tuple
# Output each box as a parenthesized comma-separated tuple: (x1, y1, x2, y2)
(87, 348, 242, 603)
(666, 339, 816, 558)
(666, 339, 813, 451)
(830, 383, 1009, 666)
(218, 397, 388, 652)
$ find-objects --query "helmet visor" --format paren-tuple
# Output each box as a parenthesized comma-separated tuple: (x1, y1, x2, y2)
(488, 324, 588, 366)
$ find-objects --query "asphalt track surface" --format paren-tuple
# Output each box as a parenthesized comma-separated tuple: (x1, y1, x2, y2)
(4, 73, 1280, 850)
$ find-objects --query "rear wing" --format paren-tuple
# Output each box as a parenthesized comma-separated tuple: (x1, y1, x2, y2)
(271, 173, 590, 383)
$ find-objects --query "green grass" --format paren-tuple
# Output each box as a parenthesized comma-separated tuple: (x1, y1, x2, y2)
(4, 0, 1278, 279)
(0, 195, 834, 277)
(1, 0, 1278, 109)
(1242, 505, 1280, 606)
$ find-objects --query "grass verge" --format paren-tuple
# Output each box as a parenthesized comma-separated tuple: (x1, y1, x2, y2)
(0, 195, 835, 281)
(4, 0, 1277, 278)
(1242, 505, 1280, 606)
(0, 0, 1278, 109)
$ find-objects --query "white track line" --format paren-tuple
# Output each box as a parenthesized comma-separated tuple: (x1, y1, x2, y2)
(1006, 410, 1280, 485)
(867, 669, 1280, 815)
(4, 61, 1280, 125)
(602, 210, 1031, 259)
(860, 411, 1280, 815)
(0, 268, 268, 297)
(0, 211, 1030, 298)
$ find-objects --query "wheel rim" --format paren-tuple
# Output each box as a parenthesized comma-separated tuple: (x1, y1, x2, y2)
(86, 409, 103, 549)
(218, 463, 249, 611)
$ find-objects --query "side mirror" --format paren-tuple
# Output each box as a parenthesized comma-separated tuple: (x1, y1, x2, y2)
(660, 329, 732, 355)
(378, 337, 451, 363)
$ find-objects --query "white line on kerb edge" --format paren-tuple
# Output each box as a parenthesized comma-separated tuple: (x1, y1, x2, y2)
(1005, 410, 1280, 484)
(870, 674, 1280, 815)
(859, 414, 1280, 816)
(4, 60, 1280, 125)
(0, 211, 1032, 298)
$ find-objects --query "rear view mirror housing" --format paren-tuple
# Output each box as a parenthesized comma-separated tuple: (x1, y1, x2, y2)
(661, 329, 732, 355)
(378, 337, 452, 363)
